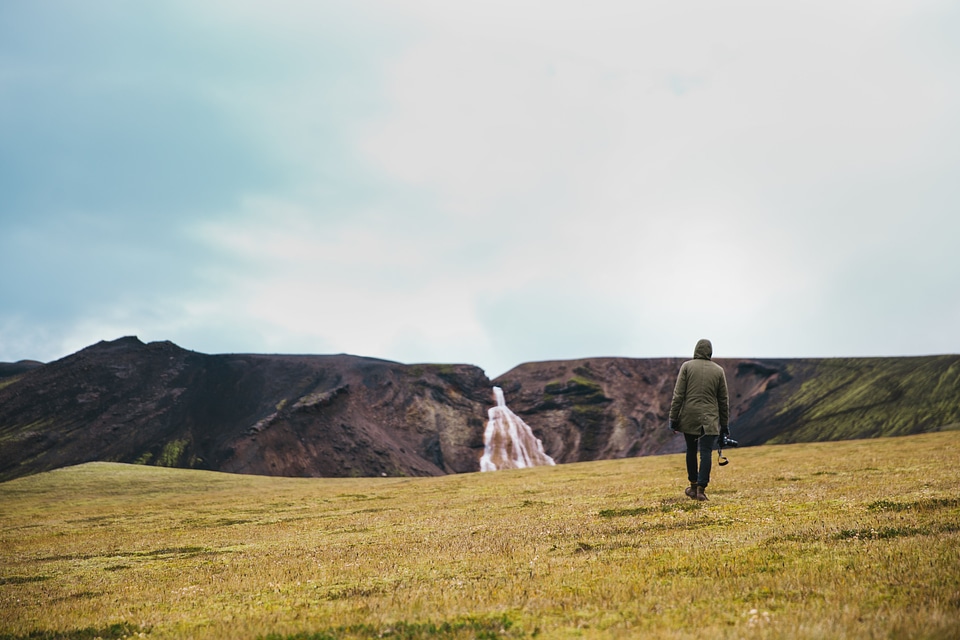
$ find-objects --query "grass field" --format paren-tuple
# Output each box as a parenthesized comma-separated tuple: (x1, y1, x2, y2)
(2, 433, 959, 639)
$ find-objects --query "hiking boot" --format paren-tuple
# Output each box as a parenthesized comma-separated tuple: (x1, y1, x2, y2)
(695, 485, 709, 501)
(684, 483, 697, 499)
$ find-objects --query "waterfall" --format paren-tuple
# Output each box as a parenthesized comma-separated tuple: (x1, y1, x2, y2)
(480, 387, 556, 471)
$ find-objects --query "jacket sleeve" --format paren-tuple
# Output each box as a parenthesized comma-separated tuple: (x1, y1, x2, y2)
(717, 369, 730, 429)
(669, 364, 688, 423)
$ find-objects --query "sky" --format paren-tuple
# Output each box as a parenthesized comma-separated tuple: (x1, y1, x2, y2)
(2, 0, 959, 378)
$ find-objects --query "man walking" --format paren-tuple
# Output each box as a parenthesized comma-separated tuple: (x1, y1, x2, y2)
(669, 339, 730, 501)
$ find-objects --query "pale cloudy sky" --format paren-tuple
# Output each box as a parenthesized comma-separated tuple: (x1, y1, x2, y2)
(2, 0, 959, 377)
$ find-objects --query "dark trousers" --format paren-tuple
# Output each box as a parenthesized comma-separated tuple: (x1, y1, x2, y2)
(685, 431, 718, 488)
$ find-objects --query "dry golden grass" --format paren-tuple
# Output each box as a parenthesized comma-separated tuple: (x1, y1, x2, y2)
(1, 432, 959, 639)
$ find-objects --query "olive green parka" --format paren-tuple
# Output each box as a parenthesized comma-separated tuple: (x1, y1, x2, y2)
(669, 339, 730, 436)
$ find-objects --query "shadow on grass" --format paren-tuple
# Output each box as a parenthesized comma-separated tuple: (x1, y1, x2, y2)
(258, 614, 525, 639)
(835, 522, 960, 540)
(868, 497, 960, 512)
(38, 546, 229, 563)
(0, 622, 143, 640)
(598, 499, 703, 518)
(765, 520, 960, 544)
(0, 576, 50, 585)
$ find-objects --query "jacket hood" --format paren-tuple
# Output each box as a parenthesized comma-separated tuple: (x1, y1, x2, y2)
(694, 339, 713, 360)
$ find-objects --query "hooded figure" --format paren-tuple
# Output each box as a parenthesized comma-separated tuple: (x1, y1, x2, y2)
(669, 339, 730, 500)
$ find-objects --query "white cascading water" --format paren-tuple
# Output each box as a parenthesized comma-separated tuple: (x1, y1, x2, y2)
(480, 386, 556, 471)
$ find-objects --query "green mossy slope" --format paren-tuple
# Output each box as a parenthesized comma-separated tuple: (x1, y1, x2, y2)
(770, 356, 960, 443)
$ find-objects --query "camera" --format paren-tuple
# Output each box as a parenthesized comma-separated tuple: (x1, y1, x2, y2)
(718, 434, 739, 449)
(717, 432, 738, 466)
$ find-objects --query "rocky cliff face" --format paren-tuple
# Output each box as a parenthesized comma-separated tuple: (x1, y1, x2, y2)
(2, 338, 958, 481)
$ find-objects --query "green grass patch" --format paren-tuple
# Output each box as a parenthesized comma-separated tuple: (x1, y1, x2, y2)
(543, 376, 606, 401)
(157, 439, 188, 467)
(835, 526, 928, 540)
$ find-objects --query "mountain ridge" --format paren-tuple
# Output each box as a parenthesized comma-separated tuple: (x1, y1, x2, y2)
(1, 337, 958, 481)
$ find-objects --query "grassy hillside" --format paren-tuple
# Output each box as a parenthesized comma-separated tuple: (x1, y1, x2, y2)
(767, 356, 960, 444)
(1, 434, 959, 639)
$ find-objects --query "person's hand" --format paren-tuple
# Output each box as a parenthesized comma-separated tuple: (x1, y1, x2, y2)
(669, 419, 678, 432)
(720, 425, 730, 438)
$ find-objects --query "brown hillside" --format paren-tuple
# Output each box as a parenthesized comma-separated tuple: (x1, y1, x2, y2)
(0, 337, 491, 482)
